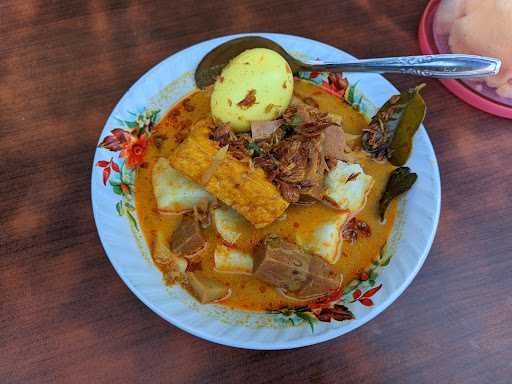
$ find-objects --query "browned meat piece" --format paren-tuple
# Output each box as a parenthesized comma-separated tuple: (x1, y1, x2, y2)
(290, 96, 342, 125)
(186, 271, 230, 303)
(323, 124, 347, 160)
(302, 134, 328, 200)
(153, 232, 188, 282)
(253, 235, 342, 298)
(290, 96, 318, 123)
(286, 256, 342, 300)
(192, 198, 217, 229)
(153, 232, 188, 268)
(170, 215, 207, 258)
(253, 235, 311, 292)
(251, 119, 283, 140)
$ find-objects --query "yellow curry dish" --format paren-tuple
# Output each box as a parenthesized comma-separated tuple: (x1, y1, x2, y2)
(134, 48, 425, 311)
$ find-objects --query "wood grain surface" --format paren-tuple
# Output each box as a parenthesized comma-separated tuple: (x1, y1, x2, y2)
(1, 1, 511, 383)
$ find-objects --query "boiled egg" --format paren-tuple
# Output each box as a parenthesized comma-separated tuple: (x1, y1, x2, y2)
(211, 48, 294, 132)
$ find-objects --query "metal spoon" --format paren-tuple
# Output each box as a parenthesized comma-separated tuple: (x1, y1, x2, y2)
(195, 36, 501, 88)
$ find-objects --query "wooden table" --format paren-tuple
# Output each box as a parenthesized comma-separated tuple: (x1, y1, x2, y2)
(2, 1, 511, 382)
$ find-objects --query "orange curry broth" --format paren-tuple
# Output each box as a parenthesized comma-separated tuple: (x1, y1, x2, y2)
(135, 79, 397, 311)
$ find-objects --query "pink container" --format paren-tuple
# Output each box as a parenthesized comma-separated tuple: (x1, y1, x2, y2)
(419, 0, 512, 119)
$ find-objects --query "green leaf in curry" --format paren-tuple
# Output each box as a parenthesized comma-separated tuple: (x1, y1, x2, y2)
(379, 166, 418, 220)
(362, 84, 426, 165)
(246, 141, 262, 157)
(282, 114, 302, 137)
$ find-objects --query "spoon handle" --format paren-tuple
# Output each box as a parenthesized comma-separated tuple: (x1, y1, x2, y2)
(301, 54, 501, 79)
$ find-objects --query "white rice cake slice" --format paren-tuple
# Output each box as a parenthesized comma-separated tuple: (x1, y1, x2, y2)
(323, 161, 373, 214)
(213, 206, 245, 245)
(213, 206, 253, 246)
(214, 244, 253, 274)
(295, 212, 348, 265)
(212, 207, 254, 274)
(152, 157, 213, 214)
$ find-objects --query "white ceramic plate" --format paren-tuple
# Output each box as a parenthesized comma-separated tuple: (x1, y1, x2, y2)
(91, 33, 441, 350)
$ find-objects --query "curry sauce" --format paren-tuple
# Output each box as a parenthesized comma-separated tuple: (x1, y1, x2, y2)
(135, 79, 397, 311)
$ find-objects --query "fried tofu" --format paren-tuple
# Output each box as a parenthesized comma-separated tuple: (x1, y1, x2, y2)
(170, 118, 289, 227)
(152, 157, 213, 214)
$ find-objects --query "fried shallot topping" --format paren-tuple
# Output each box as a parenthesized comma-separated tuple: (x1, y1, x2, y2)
(342, 218, 371, 243)
(237, 89, 257, 109)
(211, 103, 347, 203)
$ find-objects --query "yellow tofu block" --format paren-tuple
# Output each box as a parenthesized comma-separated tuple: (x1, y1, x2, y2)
(169, 118, 218, 181)
(170, 118, 289, 228)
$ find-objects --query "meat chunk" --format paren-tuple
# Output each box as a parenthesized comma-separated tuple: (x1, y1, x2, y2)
(153, 232, 188, 282)
(253, 235, 342, 298)
(251, 119, 283, 140)
(286, 256, 342, 300)
(153, 232, 188, 267)
(170, 215, 207, 258)
(186, 271, 230, 303)
(323, 124, 346, 160)
(290, 96, 343, 125)
(253, 235, 311, 292)
(302, 134, 328, 200)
